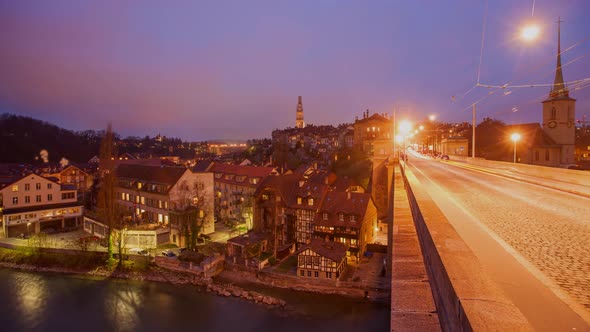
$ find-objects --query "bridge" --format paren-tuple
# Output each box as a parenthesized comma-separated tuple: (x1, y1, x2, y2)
(389, 151, 590, 331)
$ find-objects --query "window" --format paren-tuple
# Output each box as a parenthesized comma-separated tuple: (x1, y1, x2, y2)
(47, 183, 52, 189)
(25, 184, 30, 191)
(141, 197, 145, 205)
(308, 198, 314, 206)
(135, 196, 140, 204)
(297, 197, 302, 205)
(125, 193, 129, 201)
(535, 150, 539, 161)
(199, 210, 204, 218)
(47, 194, 53, 201)
(12, 197, 18, 205)
(121, 193, 125, 200)
(326, 272, 332, 279)
(307, 271, 311, 277)
(165, 201, 169, 209)
(158, 200, 163, 208)
(551, 107, 556, 120)
(323, 212, 328, 220)
(11, 185, 18, 192)
(350, 215, 356, 222)
(339, 213, 344, 221)
(300, 270, 304, 276)
(137, 182, 142, 189)
(25, 196, 31, 203)
(61, 192, 75, 200)
(545, 150, 550, 161)
(36, 195, 41, 202)
(314, 271, 319, 278)
(36, 183, 41, 190)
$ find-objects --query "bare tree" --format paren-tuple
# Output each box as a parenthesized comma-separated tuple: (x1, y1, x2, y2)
(171, 179, 210, 251)
(96, 123, 124, 266)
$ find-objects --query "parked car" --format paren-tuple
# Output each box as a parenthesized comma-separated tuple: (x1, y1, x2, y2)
(161, 250, 176, 257)
(440, 154, 450, 160)
(17, 233, 31, 239)
(129, 248, 150, 256)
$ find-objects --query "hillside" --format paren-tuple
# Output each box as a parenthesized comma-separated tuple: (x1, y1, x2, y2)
(0, 113, 101, 163)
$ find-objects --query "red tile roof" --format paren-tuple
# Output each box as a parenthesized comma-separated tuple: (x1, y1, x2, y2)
(314, 191, 372, 228)
(298, 238, 347, 263)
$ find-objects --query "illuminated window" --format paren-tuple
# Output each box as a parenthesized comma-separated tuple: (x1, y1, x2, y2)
(308, 198, 314, 206)
(121, 193, 125, 200)
(199, 210, 204, 218)
(140, 197, 145, 205)
(11, 185, 18, 192)
(297, 197, 302, 205)
(137, 182, 142, 189)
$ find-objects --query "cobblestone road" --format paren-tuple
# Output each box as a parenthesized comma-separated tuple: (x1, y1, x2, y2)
(410, 158, 590, 313)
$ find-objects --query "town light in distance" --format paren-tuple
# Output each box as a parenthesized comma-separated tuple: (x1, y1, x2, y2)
(428, 114, 436, 122)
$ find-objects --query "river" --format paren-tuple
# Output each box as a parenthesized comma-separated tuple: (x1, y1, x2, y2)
(0, 268, 389, 331)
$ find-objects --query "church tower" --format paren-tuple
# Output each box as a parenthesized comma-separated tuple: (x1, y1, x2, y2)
(295, 96, 305, 129)
(542, 18, 576, 166)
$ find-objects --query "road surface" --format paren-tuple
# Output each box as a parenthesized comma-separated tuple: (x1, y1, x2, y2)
(407, 152, 590, 331)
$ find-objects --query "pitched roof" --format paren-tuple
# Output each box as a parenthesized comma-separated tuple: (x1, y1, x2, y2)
(116, 164, 188, 186)
(227, 231, 271, 247)
(192, 159, 214, 172)
(354, 113, 391, 125)
(314, 191, 372, 228)
(209, 163, 276, 178)
(299, 239, 347, 263)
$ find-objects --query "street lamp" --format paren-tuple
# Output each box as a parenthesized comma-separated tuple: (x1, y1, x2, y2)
(520, 23, 541, 42)
(511, 133, 521, 163)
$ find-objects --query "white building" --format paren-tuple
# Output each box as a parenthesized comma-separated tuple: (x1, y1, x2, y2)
(0, 174, 83, 237)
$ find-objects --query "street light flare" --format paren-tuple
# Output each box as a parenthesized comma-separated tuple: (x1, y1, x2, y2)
(521, 24, 540, 42)
(399, 120, 412, 134)
(511, 133, 521, 142)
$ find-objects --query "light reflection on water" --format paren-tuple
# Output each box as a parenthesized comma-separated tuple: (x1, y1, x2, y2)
(10, 271, 48, 328)
(0, 269, 389, 332)
(105, 283, 144, 331)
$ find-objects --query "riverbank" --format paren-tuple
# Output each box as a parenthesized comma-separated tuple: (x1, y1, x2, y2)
(0, 246, 291, 309)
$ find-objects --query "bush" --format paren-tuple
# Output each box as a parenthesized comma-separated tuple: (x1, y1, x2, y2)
(178, 251, 206, 265)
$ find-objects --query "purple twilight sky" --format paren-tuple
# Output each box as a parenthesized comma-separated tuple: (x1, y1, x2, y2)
(1, 0, 589, 141)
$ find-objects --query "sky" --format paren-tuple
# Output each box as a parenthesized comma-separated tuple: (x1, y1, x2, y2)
(1, 0, 589, 141)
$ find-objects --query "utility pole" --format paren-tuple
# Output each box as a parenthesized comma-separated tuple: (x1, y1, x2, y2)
(472, 104, 476, 158)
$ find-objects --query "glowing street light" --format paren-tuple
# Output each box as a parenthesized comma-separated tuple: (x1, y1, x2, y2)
(398, 120, 412, 135)
(428, 114, 436, 122)
(521, 24, 540, 42)
(511, 133, 521, 163)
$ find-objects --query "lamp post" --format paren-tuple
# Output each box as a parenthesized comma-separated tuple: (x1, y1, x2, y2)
(511, 133, 521, 163)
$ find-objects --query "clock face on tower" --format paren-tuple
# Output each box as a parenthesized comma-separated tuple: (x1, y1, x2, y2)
(548, 121, 557, 129)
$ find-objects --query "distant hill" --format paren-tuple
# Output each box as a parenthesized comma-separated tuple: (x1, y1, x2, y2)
(0, 113, 101, 163)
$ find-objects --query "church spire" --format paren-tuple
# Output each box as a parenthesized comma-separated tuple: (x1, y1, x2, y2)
(295, 96, 305, 128)
(550, 17, 569, 99)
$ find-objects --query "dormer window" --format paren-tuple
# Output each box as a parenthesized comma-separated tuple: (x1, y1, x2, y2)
(297, 197, 302, 205)
(350, 215, 356, 222)
(308, 198, 314, 206)
(339, 213, 344, 221)
(137, 182, 142, 189)
(323, 212, 328, 220)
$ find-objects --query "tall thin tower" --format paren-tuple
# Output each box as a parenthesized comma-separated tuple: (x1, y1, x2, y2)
(542, 17, 576, 166)
(295, 96, 305, 129)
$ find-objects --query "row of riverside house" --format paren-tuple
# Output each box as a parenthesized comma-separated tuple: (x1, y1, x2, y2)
(227, 165, 378, 281)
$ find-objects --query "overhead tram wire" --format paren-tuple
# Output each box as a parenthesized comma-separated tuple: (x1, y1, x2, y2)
(458, 31, 590, 113)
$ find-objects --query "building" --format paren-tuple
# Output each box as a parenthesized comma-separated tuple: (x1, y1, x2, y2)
(296, 96, 305, 129)
(353, 110, 393, 156)
(504, 123, 562, 166)
(312, 191, 377, 260)
(46, 164, 93, 192)
(0, 174, 83, 237)
(297, 238, 347, 281)
(115, 164, 214, 244)
(210, 163, 276, 229)
(253, 169, 378, 261)
(440, 137, 469, 156)
(541, 21, 576, 167)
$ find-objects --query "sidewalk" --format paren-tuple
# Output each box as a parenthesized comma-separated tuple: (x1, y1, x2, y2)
(390, 165, 441, 331)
